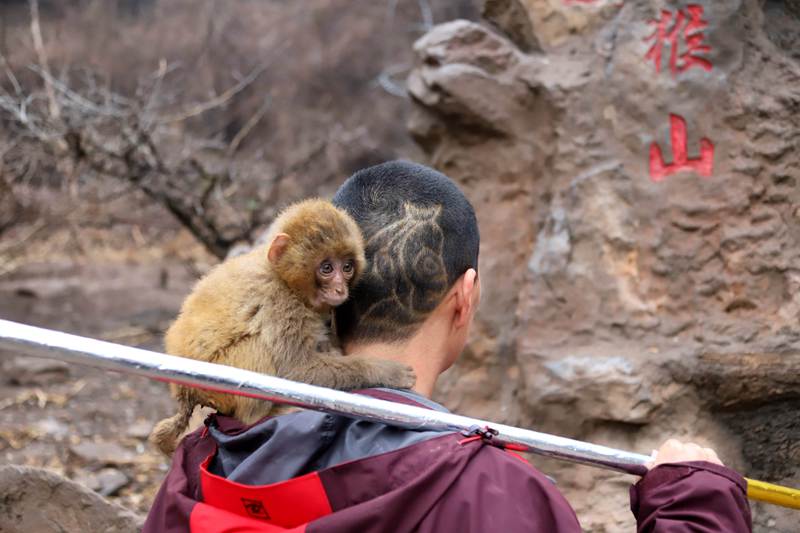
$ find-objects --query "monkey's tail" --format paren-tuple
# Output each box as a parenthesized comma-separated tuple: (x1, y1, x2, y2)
(149, 389, 195, 457)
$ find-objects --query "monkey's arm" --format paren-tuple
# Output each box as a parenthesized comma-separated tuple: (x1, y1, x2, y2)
(270, 315, 416, 391)
(283, 351, 416, 391)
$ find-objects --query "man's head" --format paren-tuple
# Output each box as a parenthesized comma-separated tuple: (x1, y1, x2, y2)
(332, 160, 480, 348)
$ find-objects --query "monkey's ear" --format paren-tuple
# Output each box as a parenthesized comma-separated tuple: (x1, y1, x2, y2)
(268, 233, 290, 263)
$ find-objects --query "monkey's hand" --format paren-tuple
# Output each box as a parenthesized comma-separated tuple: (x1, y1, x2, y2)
(360, 358, 417, 390)
(284, 354, 416, 391)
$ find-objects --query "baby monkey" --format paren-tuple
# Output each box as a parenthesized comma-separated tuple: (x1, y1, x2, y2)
(150, 199, 416, 456)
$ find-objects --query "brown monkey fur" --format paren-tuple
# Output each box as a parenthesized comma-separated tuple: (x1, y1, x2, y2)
(150, 199, 416, 456)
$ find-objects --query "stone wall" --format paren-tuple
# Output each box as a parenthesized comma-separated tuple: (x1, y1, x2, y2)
(409, 1, 800, 530)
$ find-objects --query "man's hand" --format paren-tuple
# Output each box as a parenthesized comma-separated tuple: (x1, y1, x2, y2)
(646, 438, 724, 469)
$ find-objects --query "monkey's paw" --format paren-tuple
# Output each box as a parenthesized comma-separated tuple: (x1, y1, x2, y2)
(371, 359, 417, 390)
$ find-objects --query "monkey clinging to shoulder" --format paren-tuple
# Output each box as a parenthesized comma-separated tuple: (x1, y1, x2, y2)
(150, 198, 416, 456)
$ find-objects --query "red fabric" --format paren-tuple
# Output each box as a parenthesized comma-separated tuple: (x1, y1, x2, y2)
(631, 461, 751, 532)
(144, 391, 753, 533)
(190, 502, 307, 532)
(312, 433, 582, 533)
(143, 425, 216, 533)
(199, 455, 332, 529)
(505, 449, 530, 463)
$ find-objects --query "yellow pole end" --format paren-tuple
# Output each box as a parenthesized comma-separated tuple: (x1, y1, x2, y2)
(746, 478, 800, 510)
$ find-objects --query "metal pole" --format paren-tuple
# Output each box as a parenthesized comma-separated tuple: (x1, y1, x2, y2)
(0, 319, 797, 510)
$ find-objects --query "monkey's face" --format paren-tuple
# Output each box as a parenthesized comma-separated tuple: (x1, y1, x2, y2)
(312, 256, 357, 310)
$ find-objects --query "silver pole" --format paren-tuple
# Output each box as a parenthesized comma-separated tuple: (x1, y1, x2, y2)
(0, 319, 650, 475)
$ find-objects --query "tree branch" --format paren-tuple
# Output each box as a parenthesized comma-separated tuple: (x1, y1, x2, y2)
(157, 60, 271, 124)
(28, 0, 60, 120)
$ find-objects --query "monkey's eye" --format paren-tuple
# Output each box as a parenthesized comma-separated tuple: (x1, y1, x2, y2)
(342, 261, 354, 274)
(319, 261, 334, 275)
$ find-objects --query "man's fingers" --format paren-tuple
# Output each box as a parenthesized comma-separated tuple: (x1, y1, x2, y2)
(648, 439, 724, 469)
(703, 447, 722, 465)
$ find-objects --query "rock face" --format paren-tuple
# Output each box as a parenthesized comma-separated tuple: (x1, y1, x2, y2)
(0, 465, 143, 533)
(409, 1, 800, 531)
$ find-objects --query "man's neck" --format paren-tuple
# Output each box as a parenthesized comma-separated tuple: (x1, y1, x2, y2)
(344, 330, 447, 398)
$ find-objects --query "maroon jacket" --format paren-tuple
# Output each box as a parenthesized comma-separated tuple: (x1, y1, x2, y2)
(144, 390, 751, 532)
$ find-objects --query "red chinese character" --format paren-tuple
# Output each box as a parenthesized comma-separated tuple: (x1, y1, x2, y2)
(645, 4, 712, 76)
(649, 114, 714, 181)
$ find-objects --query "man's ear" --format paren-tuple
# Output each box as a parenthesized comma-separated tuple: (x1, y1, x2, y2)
(268, 233, 290, 264)
(453, 268, 478, 328)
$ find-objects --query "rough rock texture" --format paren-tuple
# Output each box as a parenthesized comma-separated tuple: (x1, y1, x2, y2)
(0, 465, 143, 533)
(409, 1, 800, 531)
(0, 256, 205, 514)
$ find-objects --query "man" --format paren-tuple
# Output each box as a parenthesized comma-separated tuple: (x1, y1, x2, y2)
(144, 161, 751, 532)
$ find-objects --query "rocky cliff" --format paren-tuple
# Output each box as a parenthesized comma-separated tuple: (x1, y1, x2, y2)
(409, 1, 800, 530)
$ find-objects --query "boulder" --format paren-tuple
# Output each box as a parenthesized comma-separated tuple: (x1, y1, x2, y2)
(0, 465, 143, 533)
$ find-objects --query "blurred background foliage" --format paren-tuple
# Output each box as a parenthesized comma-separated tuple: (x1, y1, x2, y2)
(0, 0, 477, 261)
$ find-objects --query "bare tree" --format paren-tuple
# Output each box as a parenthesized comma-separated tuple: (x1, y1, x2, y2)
(0, 25, 326, 259)
(0, 144, 23, 237)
